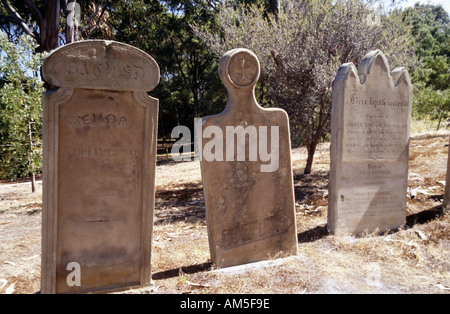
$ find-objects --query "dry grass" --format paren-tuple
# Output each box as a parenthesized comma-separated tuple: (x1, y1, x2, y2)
(0, 133, 449, 294)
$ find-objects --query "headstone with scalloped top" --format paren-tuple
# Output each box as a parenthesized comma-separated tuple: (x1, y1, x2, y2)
(328, 50, 412, 235)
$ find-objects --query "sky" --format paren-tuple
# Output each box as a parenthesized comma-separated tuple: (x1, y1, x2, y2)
(394, 0, 450, 13)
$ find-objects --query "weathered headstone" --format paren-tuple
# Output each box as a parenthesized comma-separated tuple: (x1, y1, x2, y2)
(444, 136, 450, 211)
(328, 50, 412, 235)
(198, 48, 298, 268)
(41, 40, 159, 293)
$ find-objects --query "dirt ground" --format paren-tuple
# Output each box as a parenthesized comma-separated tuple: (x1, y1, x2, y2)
(0, 132, 449, 294)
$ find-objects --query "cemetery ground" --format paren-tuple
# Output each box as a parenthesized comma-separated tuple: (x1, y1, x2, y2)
(0, 131, 449, 294)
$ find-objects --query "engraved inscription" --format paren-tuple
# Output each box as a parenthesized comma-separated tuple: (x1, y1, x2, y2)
(59, 57, 145, 82)
(63, 145, 141, 158)
(55, 90, 146, 291)
(337, 162, 407, 228)
(341, 191, 404, 215)
(42, 40, 159, 294)
(329, 50, 411, 235)
(349, 94, 409, 108)
(70, 112, 131, 129)
(42, 41, 160, 91)
(343, 93, 408, 160)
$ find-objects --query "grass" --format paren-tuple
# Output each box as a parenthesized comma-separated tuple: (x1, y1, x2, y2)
(0, 125, 449, 294)
(410, 116, 449, 135)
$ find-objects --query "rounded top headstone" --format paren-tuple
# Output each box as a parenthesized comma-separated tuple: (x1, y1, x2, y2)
(42, 40, 160, 92)
(219, 48, 260, 89)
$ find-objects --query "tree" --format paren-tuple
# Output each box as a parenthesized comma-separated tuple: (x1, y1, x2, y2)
(1, 0, 226, 161)
(1, 0, 61, 52)
(112, 0, 227, 139)
(0, 0, 113, 52)
(194, 0, 415, 174)
(402, 4, 450, 129)
(0, 33, 45, 186)
(0, 0, 116, 183)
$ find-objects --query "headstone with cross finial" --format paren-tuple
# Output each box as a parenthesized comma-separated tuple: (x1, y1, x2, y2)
(198, 48, 298, 268)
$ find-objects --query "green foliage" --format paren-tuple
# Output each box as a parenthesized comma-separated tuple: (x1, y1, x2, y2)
(0, 0, 447, 180)
(194, 0, 415, 173)
(402, 4, 450, 128)
(112, 0, 226, 135)
(0, 1, 226, 179)
(1, 0, 227, 138)
(413, 83, 449, 127)
(0, 33, 45, 180)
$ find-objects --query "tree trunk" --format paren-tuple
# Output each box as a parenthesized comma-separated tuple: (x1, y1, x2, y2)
(268, 0, 280, 20)
(437, 113, 442, 131)
(302, 98, 330, 174)
(31, 173, 36, 193)
(39, 1, 60, 52)
(304, 142, 317, 175)
(303, 126, 317, 175)
(25, 104, 35, 193)
(303, 113, 329, 174)
(2, 0, 61, 52)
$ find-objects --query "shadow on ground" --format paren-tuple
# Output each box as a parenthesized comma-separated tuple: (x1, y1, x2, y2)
(406, 204, 445, 228)
(293, 171, 329, 204)
(152, 262, 212, 280)
(151, 203, 446, 280)
(154, 182, 205, 225)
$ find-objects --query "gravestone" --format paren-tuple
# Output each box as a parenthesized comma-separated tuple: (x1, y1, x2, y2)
(198, 48, 298, 268)
(444, 136, 450, 211)
(41, 40, 159, 293)
(328, 50, 412, 235)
